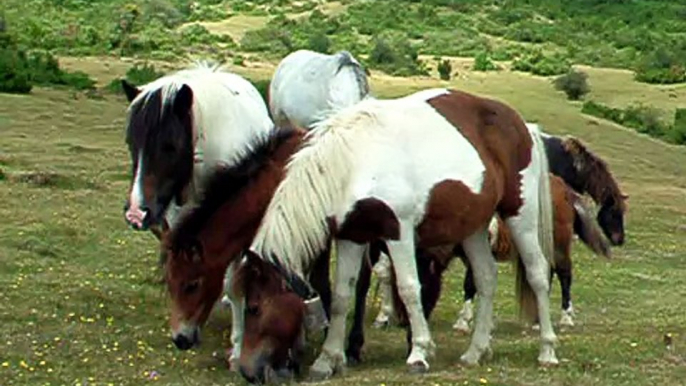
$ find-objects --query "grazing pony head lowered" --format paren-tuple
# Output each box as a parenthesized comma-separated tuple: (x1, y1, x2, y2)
(122, 78, 195, 230)
(232, 251, 310, 383)
(162, 127, 305, 350)
(562, 137, 628, 245)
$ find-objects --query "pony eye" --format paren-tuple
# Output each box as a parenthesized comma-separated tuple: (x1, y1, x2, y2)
(183, 280, 200, 295)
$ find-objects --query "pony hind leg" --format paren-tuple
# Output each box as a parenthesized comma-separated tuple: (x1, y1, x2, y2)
(460, 230, 497, 365)
(309, 240, 365, 380)
(387, 220, 435, 373)
(555, 252, 575, 327)
(372, 253, 395, 328)
(453, 254, 476, 334)
(506, 216, 559, 365)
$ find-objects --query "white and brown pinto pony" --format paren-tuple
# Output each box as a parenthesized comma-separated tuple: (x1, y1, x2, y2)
(268, 49, 370, 129)
(120, 62, 273, 365)
(233, 88, 559, 382)
(122, 62, 273, 232)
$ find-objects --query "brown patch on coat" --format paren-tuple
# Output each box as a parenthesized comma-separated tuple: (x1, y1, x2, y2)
(334, 198, 400, 243)
(426, 90, 534, 219)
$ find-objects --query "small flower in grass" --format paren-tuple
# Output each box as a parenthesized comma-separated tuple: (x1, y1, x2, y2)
(19, 360, 28, 369)
(480, 378, 488, 384)
(2, 361, 9, 367)
(630, 342, 638, 348)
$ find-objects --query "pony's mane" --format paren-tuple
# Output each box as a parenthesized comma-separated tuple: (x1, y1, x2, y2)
(250, 102, 379, 275)
(562, 136, 626, 211)
(166, 128, 298, 255)
(333, 50, 370, 100)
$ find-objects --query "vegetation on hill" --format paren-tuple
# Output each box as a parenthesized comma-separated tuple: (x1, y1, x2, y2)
(2, 0, 686, 83)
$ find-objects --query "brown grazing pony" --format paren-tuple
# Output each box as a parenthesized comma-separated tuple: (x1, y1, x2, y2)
(162, 127, 338, 369)
(232, 89, 559, 383)
(543, 134, 628, 245)
(344, 174, 611, 364)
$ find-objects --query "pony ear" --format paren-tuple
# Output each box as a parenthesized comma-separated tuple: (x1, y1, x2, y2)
(121, 79, 141, 102)
(174, 84, 193, 118)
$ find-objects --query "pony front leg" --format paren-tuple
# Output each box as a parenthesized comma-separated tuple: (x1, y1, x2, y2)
(372, 253, 395, 328)
(460, 230, 497, 365)
(223, 261, 244, 372)
(309, 240, 365, 380)
(387, 222, 435, 373)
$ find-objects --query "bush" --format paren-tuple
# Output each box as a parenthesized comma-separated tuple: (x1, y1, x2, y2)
(437, 58, 451, 80)
(581, 101, 623, 123)
(669, 108, 686, 144)
(0, 47, 33, 94)
(512, 51, 570, 76)
(368, 32, 427, 77)
(308, 31, 331, 54)
(635, 48, 686, 84)
(623, 104, 665, 137)
(473, 51, 498, 71)
(554, 70, 590, 100)
(0, 27, 32, 94)
(249, 78, 270, 107)
(107, 62, 164, 93)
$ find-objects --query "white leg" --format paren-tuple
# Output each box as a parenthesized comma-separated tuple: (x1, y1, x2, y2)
(453, 299, 474, 333)
(506, 217, 559, 365)
(387, 221, 434, 372)
(309, 240, 365, 380)
(460, 230, 497, 365)
(223, 261, 243, 372)
(372, 253, 395, 328)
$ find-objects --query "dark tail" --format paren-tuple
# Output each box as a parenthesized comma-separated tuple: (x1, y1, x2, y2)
(572, 194, 612, 258)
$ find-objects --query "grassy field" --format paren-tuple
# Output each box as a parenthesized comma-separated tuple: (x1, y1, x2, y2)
(1, 57, 686, 386)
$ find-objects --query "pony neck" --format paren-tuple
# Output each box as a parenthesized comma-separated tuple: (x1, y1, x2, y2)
(197, 130, 306, 266)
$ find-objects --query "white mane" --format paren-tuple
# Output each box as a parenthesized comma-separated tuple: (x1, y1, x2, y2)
(250, 101, 380, 274)
(129, 61, 274, 169)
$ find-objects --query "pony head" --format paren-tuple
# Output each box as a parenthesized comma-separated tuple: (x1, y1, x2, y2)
(233, 251, 312, 384)
(122, 79, 195, 230)
(597, 192, 628, 246)
(164, 235, 225, 350)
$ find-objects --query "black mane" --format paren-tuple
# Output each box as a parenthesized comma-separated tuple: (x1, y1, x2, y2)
(168, 127, 298, 253)
(126, 89, 166, 149)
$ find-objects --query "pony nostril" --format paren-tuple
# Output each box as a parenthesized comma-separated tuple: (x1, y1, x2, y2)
(172, 334, 193, 350)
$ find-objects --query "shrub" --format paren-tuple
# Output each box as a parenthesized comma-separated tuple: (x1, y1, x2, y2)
(623, 104, 666, 137)
(107, 62, 164, 93)
(368, 32, 427, 77)
(581, 101, 623, 123)
(0, 47, 33, 94)
(437, 59, 451, 80)
(249, 78, 270, 107)
(554, 70, 590, 100)
(308, 31, 331, 54)
(512, 51, 570, 76)
(669, 108, 686, 144)
(473, 52, 498, 71)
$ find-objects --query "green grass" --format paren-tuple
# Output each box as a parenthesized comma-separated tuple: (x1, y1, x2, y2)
(1, 60, 686, 386)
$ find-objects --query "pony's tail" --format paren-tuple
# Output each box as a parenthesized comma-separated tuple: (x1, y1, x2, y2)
(572, 193, 612, 258)
(516, 124, 555, 323)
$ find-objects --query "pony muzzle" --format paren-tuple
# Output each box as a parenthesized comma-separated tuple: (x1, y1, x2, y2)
(171, 325, 200, 350)
(303, 296, 328, 333)
(123, 201, 150, 230)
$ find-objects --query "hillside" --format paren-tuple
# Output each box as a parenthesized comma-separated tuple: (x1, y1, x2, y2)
(1, 1, 686, 385)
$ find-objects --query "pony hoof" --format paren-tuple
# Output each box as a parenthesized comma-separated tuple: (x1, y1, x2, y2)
(559, 316, 575, 327)
(225, 350, 239, 372)
(459, 353, 481, 367)
(345, 352, 362, 367)
(531, 323, 541, 331)
(452, 319, 471, 334)
(408, 360, 429, 374)
(220, 295, 231, 308)
(372, 319, 389, 329)
(538, 357, 560, 367)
